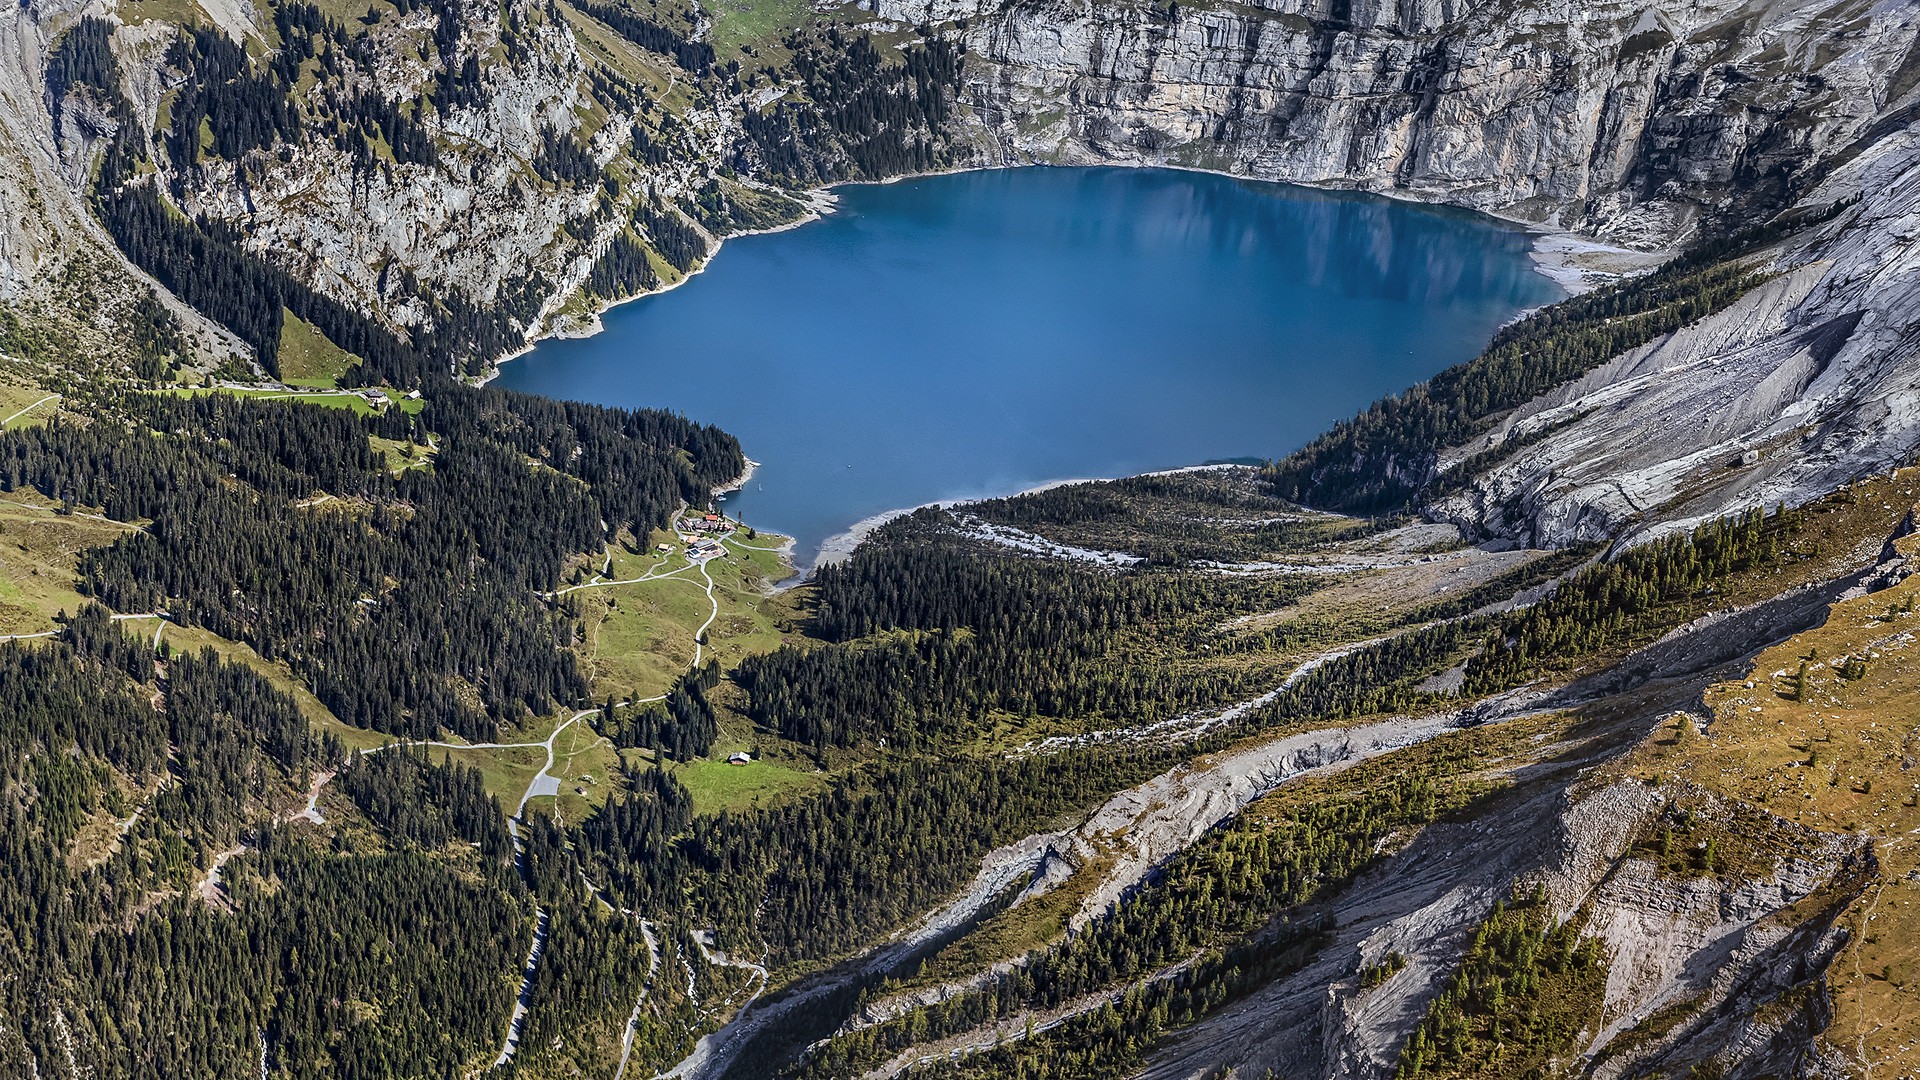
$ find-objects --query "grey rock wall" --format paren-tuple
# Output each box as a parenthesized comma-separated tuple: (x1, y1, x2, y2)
(1429, 121, 1920, 548)
(892, 0, 1920, 250)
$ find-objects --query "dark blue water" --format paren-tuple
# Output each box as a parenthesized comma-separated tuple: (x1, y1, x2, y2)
(497, 167, 1563, 565)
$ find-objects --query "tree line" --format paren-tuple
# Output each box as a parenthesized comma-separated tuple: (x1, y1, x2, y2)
(571, 0, 715, 74)
(1463, 505, 1801, 692)
(1263, 247, 1787, 513)
(601, 660, 725, 761)
(734, 519, 1307, 750)
(576, 745, 1191, 972)
(742, 31, 963, 184)
(165, 25, 303, 167)
(337, 744, 514, 859)
(796, 752, 1502, 1079)
(964, 470, 1383, 564)
(1394, 883, 1607, 1078)
(0, 387, 741, 740)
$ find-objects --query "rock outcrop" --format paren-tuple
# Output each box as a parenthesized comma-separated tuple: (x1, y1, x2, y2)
(1429, 122, 1920, 549)
(871, 0, 1920, 251)
(11, 0, 1920, 381)
(1141, 763, 1866, 1080)
(0, 0, 244, 365)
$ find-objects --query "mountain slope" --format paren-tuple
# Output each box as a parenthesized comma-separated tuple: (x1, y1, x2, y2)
(2, 0, 1920, 1078)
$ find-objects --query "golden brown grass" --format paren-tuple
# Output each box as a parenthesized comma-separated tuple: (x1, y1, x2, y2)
(1630, 479, 1920, 1075)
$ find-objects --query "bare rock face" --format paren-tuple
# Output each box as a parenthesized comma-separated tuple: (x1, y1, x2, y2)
(11, 0, 1917, 377)
(1579, 828, 1863, 1080)
(1140, 766, 1864, 1080)
(0, 0, 117, 300)
(872, 0, 1920, 249)
(1429, 123, 1920, 549)
(834, 0, 1920, 553)
(160, 0, 610, 336)
(0, 0, 243, 364)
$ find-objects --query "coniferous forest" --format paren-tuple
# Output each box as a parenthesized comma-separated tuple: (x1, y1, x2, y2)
(0, 358, 1824, 1077)
(10, 6, 1882, 1078)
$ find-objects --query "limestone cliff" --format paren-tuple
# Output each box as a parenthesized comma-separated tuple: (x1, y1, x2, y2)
(887, 0, 1920, 250)
(824, 0, 1920, 551)
(0, 0, 247, 372)
(1423, 117, 1920, 549)
(10, 0, 1919, 385)
(831, 0, 1920, 550)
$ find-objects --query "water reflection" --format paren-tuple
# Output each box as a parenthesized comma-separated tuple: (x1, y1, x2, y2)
(497, 166, 1561, 565)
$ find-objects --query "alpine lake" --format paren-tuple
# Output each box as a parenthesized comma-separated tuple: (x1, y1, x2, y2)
(495, 166, 1566, 568)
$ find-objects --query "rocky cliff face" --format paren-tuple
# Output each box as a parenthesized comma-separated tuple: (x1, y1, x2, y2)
(10, 0, 762, 376)
(0, 0, 247, 369)
(1428, 120, 1920, 549)
(165, 0, 601, 326)
(881, 0, 1920, 250)
(1139, 767, 1867, 1080)
(10, 0, 1918, 380)
(2, 2, 1918, 1078)
(828, 0, 1920, 551)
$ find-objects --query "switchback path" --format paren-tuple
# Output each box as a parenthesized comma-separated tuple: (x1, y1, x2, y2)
(490, 697, 662, 1066)
(494, 909, 551, 1066)
(692, 560, 717, 668)
(545, 556, 697, 598)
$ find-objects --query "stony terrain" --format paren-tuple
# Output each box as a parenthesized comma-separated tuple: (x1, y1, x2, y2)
(898, 0, 1920, 247)
(3, 0, 1920, 1077)
(7, 0, 1920, 381)
(1430, 127, 1920, 550)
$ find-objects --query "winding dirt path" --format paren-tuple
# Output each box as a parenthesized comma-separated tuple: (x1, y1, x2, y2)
(493, 909, 552, 1066)
(691, 559, 718, 668)
(546, 556, 697, 598)
(0, 497, 148, 532)
(491, 704, 632, 1065)
(613, 920, 667, 1080)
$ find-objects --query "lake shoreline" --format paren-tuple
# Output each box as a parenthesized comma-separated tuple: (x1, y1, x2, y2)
(496, 166, 1564, 578)
(797, 464, 1248, 586)
(479, 187, 840, 387)
(482, 164, 1623, 386)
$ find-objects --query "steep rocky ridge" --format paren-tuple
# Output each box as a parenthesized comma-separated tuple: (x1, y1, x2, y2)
(876, 0, 1920, 249)
(817, 594, 1889, 1080)
(164, 0, 603, 327)
(7, 0, 1919, 388)
(1140, 758, 1869, 1080)
(9, 0, 802, 380)
(2, 0, 1920, 1077)
(1429, 122, 1920, 549)
(0, 0, 246, 372)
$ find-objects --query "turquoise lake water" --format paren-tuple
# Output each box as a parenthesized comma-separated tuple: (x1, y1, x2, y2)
(496, 166, 1564, 567)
